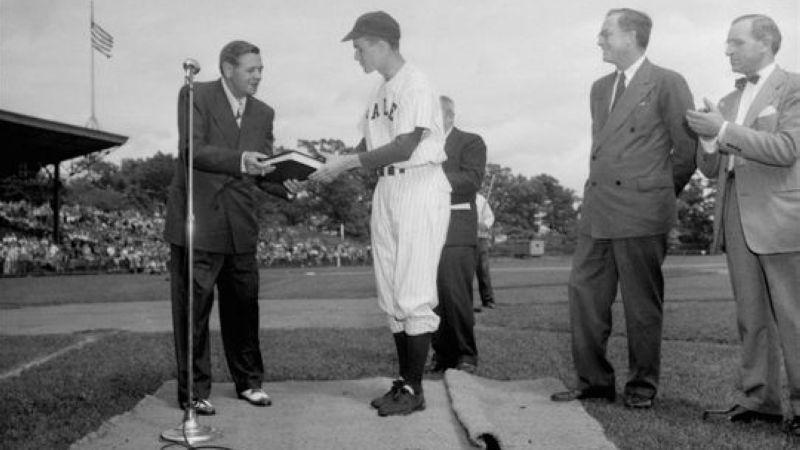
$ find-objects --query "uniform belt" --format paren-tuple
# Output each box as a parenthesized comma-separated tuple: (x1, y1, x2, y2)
(376, 166, 406, 177)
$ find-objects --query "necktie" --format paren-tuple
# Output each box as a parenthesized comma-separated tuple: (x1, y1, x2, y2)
(735, 74, 760, 90)
(235, 101, 244, 127)
(610, 72, 626, 111)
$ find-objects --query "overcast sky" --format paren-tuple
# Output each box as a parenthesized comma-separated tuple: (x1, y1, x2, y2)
(2, 0, 798, 192)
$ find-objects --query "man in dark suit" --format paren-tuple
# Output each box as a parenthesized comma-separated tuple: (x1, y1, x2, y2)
(687, 14, 800, 434)
(164, 40, 297, 415)
(429, 95, 486, 373)
(551, 8, 696, 409)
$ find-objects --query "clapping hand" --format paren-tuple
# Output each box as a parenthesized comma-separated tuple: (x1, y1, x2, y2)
(686, 98, 725, 138)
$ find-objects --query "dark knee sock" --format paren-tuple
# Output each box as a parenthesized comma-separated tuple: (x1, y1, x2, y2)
(405, 332, 431, 395)
(393, 332, 408, 380)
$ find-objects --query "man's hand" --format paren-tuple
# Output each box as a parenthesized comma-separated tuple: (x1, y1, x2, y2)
(686, 98, 725, 138)
(243, 151, 276, 176)
(283, 179, 306, 199)
(308, 154, 360, 184)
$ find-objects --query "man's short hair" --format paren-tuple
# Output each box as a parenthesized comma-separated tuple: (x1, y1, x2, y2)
(440, 95, 454, 110)
(733, 14, 782, 55)
(219, 40, 260, 74)
(608, 8, 652, 50)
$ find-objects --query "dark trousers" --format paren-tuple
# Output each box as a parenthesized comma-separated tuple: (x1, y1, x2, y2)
(475, 238, 494, 304)
(568, 233, 667, 399)
(170, 244, 264, 404)
(433, 246, 478, 367)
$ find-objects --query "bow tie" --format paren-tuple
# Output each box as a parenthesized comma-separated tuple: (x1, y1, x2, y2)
(735, 75, 760, 90)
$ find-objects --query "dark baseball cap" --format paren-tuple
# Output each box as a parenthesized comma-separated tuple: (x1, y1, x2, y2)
(341, 11, 400, 43)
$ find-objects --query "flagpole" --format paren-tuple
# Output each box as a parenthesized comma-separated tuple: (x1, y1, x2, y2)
(87, 0, 98, 129)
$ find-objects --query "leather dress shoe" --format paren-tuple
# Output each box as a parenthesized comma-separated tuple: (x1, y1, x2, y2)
(787, 416, 800, 436)
(702, 404, 783, 424)
(455, 361, 477, 374)
(182, 399, 215, 415)
(623, 393, 654, 409)
(238, 388, 272, 406)
(483, 301, 496, 309)
(473, 306, 483, 313)
(550, 387, 615, 402)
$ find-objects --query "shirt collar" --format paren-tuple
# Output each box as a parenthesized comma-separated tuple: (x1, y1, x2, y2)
(220, 77, 246, 115)
(619, 54, 646, 86)
(755, 62, 777, 86)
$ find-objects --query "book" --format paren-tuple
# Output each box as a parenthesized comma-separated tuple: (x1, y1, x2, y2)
(256, 151, 325, 182)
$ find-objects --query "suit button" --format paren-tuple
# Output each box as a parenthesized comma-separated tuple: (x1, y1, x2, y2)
(630, 127, 635, 132)
(591, 181, 597, 186)
(591, 156, 596, 161)
(615, 180, 621, 186)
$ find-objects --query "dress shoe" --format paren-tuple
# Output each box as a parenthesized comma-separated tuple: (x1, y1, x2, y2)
(455, 361, 477, 374)
(787, 416, 800, 436)
(483, 301, 496, 309)
(702, 405, 783, 424)
(238, 388, 272, 406)
(377, 385, 425, 416)
(182, 399, 215, 415)
(623, 393, 654, 409)
(550, 387, 615, 403)
(473, 306, 483, 313)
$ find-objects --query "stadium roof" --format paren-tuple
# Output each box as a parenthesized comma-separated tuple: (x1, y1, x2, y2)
(0, 109, 128, 175)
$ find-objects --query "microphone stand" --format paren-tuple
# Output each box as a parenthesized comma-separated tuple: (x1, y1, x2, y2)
(161, 60, 221, 446)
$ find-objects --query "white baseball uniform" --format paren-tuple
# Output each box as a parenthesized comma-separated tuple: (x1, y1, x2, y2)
(360, 63, 451, 335)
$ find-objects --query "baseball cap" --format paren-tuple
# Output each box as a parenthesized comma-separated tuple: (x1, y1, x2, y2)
(341, 11, 400, 43)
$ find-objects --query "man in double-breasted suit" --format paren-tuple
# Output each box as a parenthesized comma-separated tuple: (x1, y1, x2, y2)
(687, 14, 800, 434)
(551, 8, 696, 409)
(430, 96, 486, 373)
(164, 40, 296, 415)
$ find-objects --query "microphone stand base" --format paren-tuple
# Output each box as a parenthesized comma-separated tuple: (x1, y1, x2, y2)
(160, 410, 221, 445)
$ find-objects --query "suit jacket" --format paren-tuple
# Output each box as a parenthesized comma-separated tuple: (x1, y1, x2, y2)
(697, 66, 800, 254)
(164, 79, 287, 254)
(442, 127, 487, 246)
(580, 59, 697, 239)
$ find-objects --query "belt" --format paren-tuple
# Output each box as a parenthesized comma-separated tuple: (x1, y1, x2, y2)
(376, 166, 406, 177)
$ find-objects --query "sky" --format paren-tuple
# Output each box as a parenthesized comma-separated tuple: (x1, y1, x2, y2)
(1, 0, 798, 193)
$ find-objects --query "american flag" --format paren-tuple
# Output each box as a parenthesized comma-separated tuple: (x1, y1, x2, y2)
(91, 21, 113, 58)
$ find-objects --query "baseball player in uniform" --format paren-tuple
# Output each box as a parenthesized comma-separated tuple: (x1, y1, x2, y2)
(310, 10, 450, 416)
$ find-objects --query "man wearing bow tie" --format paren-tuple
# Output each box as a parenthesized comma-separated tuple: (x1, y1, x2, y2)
(687, 15, 800, 434)
(550, 8, 696, 410)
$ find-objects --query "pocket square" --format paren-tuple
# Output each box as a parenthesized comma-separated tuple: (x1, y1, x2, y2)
(758, 105, 777, 118)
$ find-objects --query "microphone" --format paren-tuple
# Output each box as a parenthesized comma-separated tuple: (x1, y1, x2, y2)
(182, 58, 201, 76)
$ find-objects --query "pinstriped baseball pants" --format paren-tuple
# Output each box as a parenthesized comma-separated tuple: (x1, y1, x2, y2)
(370, 165, 451, 335)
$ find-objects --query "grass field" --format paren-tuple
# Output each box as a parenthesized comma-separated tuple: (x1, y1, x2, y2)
(1, 255, 798, 449)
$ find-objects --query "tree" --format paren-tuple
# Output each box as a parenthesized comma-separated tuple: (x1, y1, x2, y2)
(674, 175, 715, 253)
(118, 151, 175, 209)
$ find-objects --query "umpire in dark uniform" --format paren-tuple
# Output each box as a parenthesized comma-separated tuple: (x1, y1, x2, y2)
(430, 95, 487, 372)
(164, 40, 297, 415)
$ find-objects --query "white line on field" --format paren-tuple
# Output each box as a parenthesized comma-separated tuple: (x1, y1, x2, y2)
(302, 262, 726, 276)
(0, 332, 110, 380)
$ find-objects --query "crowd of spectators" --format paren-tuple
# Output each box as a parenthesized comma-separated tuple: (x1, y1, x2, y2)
(0, 201, 371, 277)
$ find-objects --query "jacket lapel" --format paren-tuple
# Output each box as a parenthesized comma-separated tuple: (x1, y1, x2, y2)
(209, 79, 241, 150)
(238, 99, 266, 154)
(742, 67, 785, 127)
(593, 59, 655, 152)
(593, 75, 613, 132)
